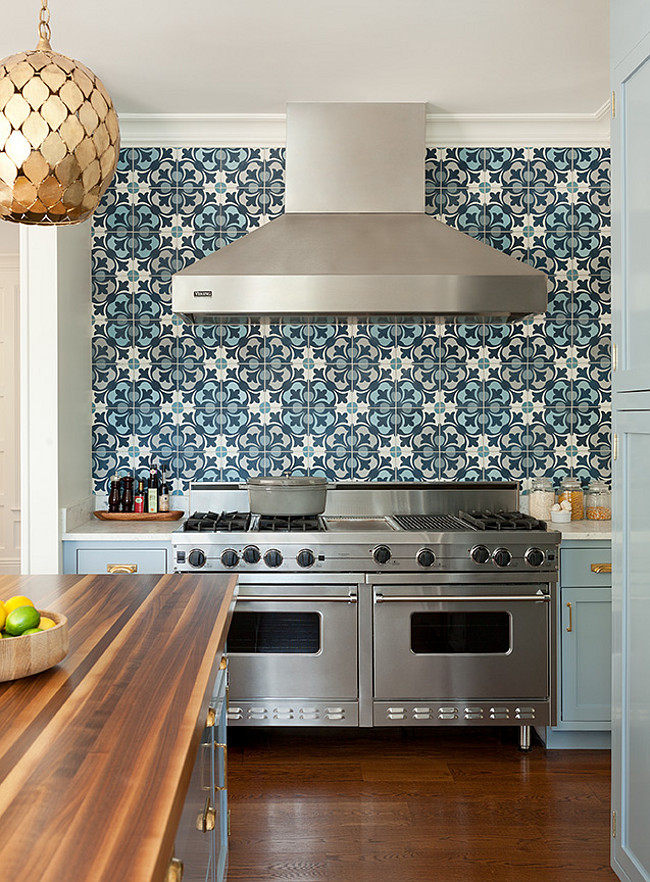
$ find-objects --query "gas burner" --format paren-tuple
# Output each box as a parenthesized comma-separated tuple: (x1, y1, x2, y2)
(256, 514, 325, 533)
(459, 511, 547, 531)
(184, 511, 251, 532)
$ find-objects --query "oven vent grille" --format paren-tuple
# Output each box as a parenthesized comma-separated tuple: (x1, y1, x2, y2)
(227, 703, 357, 725)
(376, 703, 539, 724)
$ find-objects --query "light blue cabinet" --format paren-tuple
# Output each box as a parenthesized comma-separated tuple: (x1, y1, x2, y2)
(174, 659, 229, 882)
(62, 540, 171, 574)
(561, 585, 611, 723)
(541, 538, 612, 749)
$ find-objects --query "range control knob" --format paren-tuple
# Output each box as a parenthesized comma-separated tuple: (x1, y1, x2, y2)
(373, 545, 392, 565)
(524, 547, 546, 568)
(242, 545, 261, 564)
(416, 548, 436, 568)
(296, 548, 316, 569)
(188, 548, 207, 569)
(220, 548, 240, 569)
(263, 548, 283, 568)
(471, 545, 491, 564)
(492, 547, 512, 568)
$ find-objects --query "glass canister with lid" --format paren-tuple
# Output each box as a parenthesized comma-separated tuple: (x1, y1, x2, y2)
(529, 477, 555, 522)
(585, 480, 611, 520)
(558, 477, 584, 520)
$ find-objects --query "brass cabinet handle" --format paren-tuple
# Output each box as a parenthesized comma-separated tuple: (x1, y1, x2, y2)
(205, 706, 216, 728)
(196, 797, 216, 832)
(566, 602, 573, 633)
(106, 564, 137, 574)
(165, 857, 183, 882)
(215, 742, 228, 792)
(591, 563, 612, 574)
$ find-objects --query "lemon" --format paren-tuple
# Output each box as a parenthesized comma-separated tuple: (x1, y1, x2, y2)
(39, 616, 56, 631)
(0, 601, 5, 631)
(5, 606, 40, 636)
(4, 595, 35, 616)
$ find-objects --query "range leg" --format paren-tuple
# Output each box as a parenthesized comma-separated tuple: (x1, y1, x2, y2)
(519, 725, 532, 751)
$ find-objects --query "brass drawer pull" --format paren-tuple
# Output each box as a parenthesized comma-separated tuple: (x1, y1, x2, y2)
(196, 797, 216, 832)
(106, 564, 137, 574)
(566, 602, 573, 633)
(165, 857, 184, 882)
(205, 706, 216, 728)
(215, 742, 228, 792)
(591, 563, 612, 574)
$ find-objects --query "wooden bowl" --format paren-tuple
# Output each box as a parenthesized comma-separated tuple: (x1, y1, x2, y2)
(0, 611, 69, 682)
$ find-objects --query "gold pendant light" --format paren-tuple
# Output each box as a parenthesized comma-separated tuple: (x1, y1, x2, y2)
(0, 0, 120, 225)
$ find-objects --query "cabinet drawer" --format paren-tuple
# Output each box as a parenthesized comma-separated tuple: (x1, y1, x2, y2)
(76, 548, 168, 574)
(560, 546, 612, 587)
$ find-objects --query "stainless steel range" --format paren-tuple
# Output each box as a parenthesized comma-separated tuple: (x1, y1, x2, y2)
(172, 482, 561, 750)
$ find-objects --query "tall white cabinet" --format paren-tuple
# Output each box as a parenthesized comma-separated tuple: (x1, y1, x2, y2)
(611, 4, 650, 880)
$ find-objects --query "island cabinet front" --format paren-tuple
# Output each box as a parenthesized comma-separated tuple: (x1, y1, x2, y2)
(172, 658, 229, 882)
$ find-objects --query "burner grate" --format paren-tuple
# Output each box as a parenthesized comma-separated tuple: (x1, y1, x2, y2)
(459, 511, 547, 531)
(184, 511, 251, 532)
(256, 514, 325, 533)
(392, 514, 469, 531)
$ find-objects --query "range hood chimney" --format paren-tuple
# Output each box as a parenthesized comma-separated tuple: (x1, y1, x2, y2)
(172, 103, 547, 321)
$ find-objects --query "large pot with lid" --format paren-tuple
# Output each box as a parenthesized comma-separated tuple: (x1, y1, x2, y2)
(247, 475, 328, 515)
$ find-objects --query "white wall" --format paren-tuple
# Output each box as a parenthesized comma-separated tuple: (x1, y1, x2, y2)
(20, 223, 92, 574)
(0, 251, 20, 573)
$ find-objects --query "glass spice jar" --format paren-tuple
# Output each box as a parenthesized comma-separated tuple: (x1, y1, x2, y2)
(558, 477, 584, 520)
(585, 480, 611, 520)
(529, 477, 555, 522)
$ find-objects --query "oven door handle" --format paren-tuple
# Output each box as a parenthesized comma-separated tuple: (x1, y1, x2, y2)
(374, 593, 551, 603)
(239, 594, 358, 603)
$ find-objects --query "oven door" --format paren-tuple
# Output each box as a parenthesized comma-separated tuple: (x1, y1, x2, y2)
(227, 582, 358, 700)
(373, 583, 550, 701)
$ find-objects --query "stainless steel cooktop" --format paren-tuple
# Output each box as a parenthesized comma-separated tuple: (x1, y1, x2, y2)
(172, 482, 561, 575)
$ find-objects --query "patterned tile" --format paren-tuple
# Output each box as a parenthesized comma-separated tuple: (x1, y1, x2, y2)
(90, 144, 612, 492)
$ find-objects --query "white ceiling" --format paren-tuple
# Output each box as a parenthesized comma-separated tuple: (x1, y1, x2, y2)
(1, 0, 609, 117)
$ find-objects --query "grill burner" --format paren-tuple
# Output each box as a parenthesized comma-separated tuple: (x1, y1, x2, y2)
(257, 514, 325, 533)
(184, 511, 252, 532)
(459, 511, 547, 531)
(392, 514, 469, 531)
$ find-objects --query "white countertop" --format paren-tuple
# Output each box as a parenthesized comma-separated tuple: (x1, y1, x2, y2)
(62, 518, 181, 541)
(554, 520, 612, 541)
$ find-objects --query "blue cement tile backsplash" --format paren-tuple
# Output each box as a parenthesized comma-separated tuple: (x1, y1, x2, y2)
(91, 145, 611, 498)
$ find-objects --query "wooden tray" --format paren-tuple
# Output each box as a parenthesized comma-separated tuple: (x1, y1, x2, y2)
(93, 511, 184, 521)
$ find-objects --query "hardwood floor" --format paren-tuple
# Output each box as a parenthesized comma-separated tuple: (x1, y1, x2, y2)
(226, 727, 617, 882)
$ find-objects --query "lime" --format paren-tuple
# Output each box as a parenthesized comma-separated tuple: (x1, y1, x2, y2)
(4, 595, 35, 616)
(22, 628, 43, 635)
(5, 606, 41, 636)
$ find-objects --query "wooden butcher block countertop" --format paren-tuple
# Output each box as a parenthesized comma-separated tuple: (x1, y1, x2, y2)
(0, 573, 237, 882)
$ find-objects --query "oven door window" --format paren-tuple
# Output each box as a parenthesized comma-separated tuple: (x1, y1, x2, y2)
(228, 611, 321, 654)
(410, 611, 511, 654)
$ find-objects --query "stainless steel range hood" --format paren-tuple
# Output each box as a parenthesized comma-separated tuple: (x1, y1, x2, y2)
(172, 103, 547, 321)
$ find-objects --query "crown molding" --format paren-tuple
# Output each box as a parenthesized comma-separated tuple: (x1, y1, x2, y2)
(118, 102, 611, 148)
(425, 102, 611, 147)
(118, 113, 287, 147)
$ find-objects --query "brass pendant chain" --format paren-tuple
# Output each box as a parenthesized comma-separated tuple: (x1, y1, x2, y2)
(37, 0, 52, 50)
